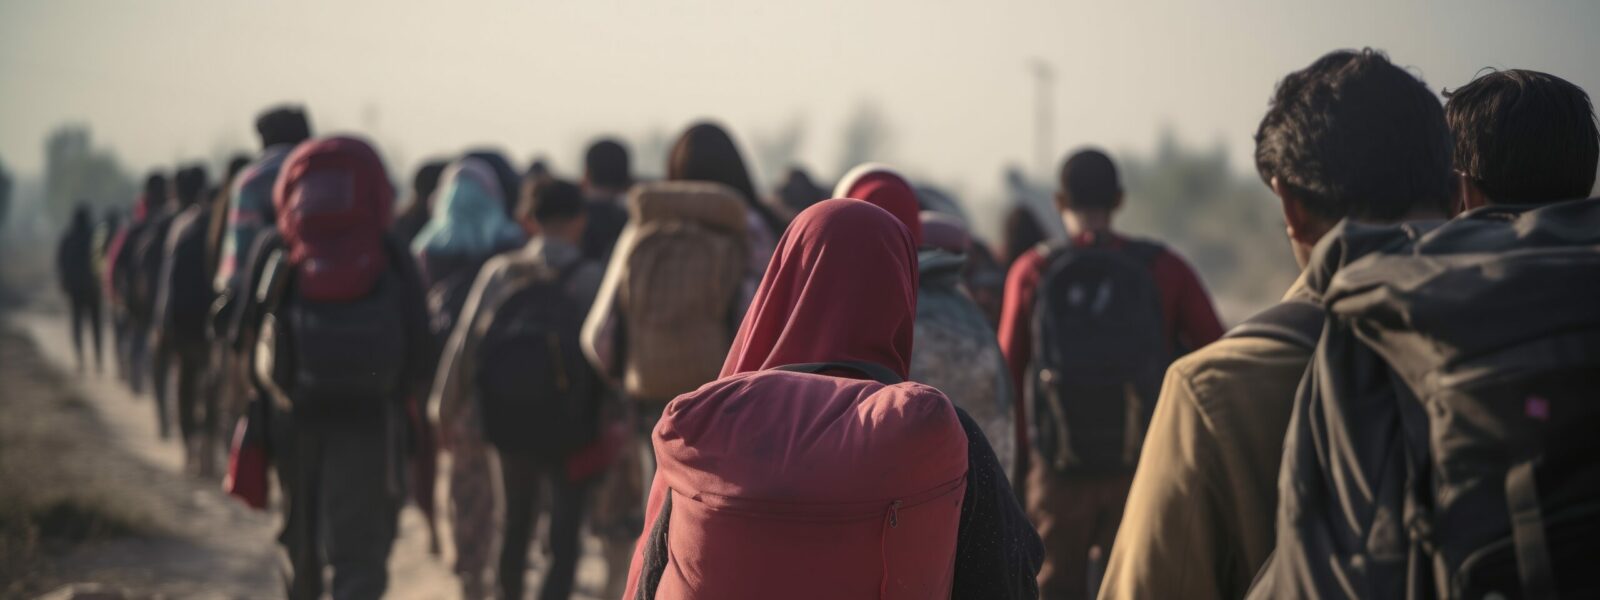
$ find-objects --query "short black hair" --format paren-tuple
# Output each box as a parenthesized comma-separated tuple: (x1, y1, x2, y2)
(143, 172, 168, 203)
(255, 105, 311, 149)
(585, 139, 631, 188)
(174, 164, 209, 206)
(519, 178, 585, 225)
(1056, 148, 1121, 210)
(1445, 69, 1599, 204)
(226, 154, 252, 182)
(1254, 48, 1454, 222)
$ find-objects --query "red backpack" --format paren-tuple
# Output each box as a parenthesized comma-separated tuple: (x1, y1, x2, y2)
(253, 137, 407, 420)
(628, 361, 968, 600)
(273, 136, 394, 302)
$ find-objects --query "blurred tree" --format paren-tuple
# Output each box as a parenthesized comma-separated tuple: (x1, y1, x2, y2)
(43, 125, 135, 226)
(1116, 127, 1298, 319)
(835, 101, 892, 178)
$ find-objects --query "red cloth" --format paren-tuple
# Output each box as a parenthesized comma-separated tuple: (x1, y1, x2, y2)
(273, 136, 395, 302)
(626, 198, 968, 599)
(720, 199, 920, 379)
(997, 230, 1225, 475)
(837, 169, 923, 248)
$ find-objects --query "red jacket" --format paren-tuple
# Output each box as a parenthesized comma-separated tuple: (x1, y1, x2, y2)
(997, 231, 1224, 468)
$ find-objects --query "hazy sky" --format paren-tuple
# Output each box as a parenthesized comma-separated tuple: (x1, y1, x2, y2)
(2, 0, 1597, 202)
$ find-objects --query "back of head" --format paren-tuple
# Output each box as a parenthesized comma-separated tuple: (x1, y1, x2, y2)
(584, 139, 631, 189)
(920, 211, 971, 255)
(255, 105, 312, 150)
(175, 164, 210, 208)
(72, 203, 93, 230)
(1255, 48, 1454, 222)
(141, 172, 169, 217)
(1002, 204, 1046, 266)
(520, 178, 584, 225)
(411, 160, 449, 209)
(835, 163, 923, 247)
(463, 149, 522, 216)
(777, 167, 827, 213)
(225, 155, 252, 185)
(1446, 69, 1599, 204)
(669, 121, 785, 232)
(1056, 149, 1121, 211)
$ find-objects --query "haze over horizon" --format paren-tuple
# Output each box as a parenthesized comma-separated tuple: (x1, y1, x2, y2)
(3, 0, 1597, 203)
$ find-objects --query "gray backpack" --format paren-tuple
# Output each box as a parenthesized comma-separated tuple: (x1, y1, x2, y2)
(1250, 198, 1600, 600)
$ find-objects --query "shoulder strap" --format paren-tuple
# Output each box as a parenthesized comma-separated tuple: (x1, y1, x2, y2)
(1120, 239, 1165, 267)
(772, 361, 904, 386)
(1222, 299, 1324, 350)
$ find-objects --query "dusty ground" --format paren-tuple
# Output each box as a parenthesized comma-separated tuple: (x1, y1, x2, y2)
(1, 300, 611, 599)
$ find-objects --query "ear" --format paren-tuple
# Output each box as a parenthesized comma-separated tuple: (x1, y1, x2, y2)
(1273, 177, 1322, 246)
(1457, 172, 1490, 214)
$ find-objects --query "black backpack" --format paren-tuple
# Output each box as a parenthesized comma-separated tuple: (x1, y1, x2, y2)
(1027, 239, 1167, 475)
(1249, 198, 1600, 600)
(426, 256, 489, 344)
(159, 207, 214, 346)
(255, 240, 409, 422)
(581, 200, 629, 264)
(473, 261, 598, 457)
(123, 218, 170, 322)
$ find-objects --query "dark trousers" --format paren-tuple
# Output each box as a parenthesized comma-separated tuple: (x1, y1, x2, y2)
(67, 291, 103, 372)
(1027, 460, 1134, 600)
(274, 410, 402, 600)
(498, 451, 588, 600)
(155, 341, 212, 471)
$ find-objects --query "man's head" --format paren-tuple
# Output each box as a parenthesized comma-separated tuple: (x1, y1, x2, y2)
(517, 178, 587, 244)
(1445, 69, 1598, 210)
(411, 160, 449, 213)
(1255, 48, 1454, 267)
(255, 105, 312, 150)
(141, 171, 169, 216)
(584, 138, 631, 193)
(1054, 148, 1123, 235)
(174, 164, 210, 208)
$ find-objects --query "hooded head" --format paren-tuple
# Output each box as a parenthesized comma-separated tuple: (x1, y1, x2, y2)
(463, 149, 522, 217)
(919, 210, 971, 255)
(720, 198, 919, 379)
(411, 156, 527, 259)
(834, 163, 922, 248)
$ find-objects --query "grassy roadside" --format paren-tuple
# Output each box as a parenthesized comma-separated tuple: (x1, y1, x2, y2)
(0, 324, 162, 598)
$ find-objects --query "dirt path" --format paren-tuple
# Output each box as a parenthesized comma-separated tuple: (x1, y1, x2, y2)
(4, 303, 610, 599)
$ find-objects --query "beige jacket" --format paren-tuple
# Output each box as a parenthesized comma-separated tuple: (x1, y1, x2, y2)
(1099, 276, 1314, 600)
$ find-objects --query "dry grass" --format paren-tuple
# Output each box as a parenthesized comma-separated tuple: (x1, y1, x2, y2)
(0, 324, 160, 598)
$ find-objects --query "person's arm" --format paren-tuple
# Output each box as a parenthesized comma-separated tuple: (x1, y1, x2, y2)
(951, 405, 1043, 600)
(996, 249, 1041, 486)
(429, 256, 501, 440)
(1157, 252, 1224, 353)
(1098, 364, 1227, 600)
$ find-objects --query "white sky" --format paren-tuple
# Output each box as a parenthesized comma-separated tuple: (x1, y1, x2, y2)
(2, 0, 1597, 202)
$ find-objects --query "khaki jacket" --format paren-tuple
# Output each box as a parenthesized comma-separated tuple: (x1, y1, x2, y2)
(1099, 276, 1314, 600)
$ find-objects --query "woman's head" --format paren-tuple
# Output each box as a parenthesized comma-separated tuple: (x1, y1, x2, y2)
(411, 156, 525, 257)
(834, 163, 922, 247)
(669, 121, 786, 234)
(720, 199, 919, 379)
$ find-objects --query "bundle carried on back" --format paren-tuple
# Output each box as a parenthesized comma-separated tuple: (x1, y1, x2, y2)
(1251, 198, 1600, 600)
(617, 181, 748, 403)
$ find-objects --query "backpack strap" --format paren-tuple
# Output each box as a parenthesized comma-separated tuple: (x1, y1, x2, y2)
(1223, 299, 1324, 351)
(1506, 460, 1556, 599)
(773, 361, 904, 386)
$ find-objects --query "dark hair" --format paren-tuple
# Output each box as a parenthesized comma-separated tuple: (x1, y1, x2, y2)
(255, 105, 311, 149)
(226, 154, 252, 182)
(174, 164, 209, 206)
(1002, 204, 1047, 267)
(1056, 148, 1121, 210)
(72, 203, 93, 229)
(777, 166, 828, 213)
(519, 178, 585, 224)
(1445, 69, 1599, 204)
(1254, 48, 1454, 221)
(585, 139, 631, 188)
(668, 121, 786, 234)
(412, 160, 448, 207)
(142, 172, 168, 211)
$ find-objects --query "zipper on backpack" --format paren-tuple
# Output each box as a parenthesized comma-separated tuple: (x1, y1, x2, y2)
(887, 499, 903, 528)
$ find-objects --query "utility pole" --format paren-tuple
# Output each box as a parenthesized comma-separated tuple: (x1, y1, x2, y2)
(1029, 59, 1055, 182)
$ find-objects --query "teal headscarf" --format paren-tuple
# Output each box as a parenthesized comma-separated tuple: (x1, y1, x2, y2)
(411, 156, 526, 259)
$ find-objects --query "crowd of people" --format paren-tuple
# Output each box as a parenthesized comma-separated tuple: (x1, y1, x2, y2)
(50, 47, 1599, 600)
